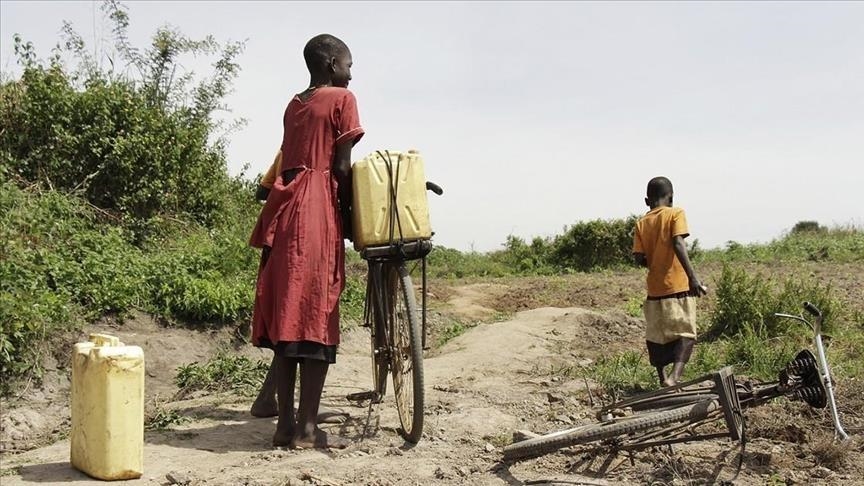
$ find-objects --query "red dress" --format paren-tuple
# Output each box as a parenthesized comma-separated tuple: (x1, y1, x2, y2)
(249, 87, 364, 355)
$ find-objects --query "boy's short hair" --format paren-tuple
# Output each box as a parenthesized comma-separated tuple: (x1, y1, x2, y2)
(303, 34, 349, 72)
(647, 176, 673, 200)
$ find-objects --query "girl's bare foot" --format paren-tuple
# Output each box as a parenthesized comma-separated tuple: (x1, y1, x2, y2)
(272, 424, 294, 447)
(292, 428, 350, 450)
(253, 402, 347, 422)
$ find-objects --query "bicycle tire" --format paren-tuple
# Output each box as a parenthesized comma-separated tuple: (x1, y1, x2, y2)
(503, 399, 719, 460)
(386, 261, 425, 443)
(626, 393, 720, 412)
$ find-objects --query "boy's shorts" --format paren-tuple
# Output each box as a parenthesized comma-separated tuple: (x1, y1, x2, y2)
(644, 293, 697, 366)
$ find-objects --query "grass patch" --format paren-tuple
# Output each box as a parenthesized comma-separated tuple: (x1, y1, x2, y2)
(585, 350, 659, 400)
(624, 295, 643, 318)
(437, 320, 470, 347)
(174, 352, 269, 398)
(145, 403, 190, 431)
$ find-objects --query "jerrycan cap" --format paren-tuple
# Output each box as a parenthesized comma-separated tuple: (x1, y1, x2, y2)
(89, 333, 124, 347)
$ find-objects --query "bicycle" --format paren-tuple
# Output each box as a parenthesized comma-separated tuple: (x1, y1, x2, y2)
(503, 301, 850, 460)
(346, 177, 443, 444)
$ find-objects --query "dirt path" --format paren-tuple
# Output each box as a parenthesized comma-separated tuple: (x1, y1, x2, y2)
(2, 285, 862, 485)
(442, 283, 506, 322)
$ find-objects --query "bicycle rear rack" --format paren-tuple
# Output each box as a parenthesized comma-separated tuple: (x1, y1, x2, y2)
(715, 366, 744, 441)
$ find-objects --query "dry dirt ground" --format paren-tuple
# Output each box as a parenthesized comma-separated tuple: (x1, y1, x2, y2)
(2, 271, 864, 485)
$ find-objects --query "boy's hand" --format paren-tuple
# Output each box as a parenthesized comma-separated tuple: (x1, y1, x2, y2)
(689, 278, 708, 297)
(339, 204, 354, 242)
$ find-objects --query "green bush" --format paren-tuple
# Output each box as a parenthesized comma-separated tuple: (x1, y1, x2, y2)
(549, 215, 638, 272)
(0, 1, 244, 226)
(791, 220, 824, 234)
(491, 235, 555, 275)
(707, 264, 841, 340)
(426, 246, 512, 278)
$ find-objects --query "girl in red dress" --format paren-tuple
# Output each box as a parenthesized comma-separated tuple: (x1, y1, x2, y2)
(249, 33, 363, 449)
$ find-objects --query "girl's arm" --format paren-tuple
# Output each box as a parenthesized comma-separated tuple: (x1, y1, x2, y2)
(333, 141, 353, 240)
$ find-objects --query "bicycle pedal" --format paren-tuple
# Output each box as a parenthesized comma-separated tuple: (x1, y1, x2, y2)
(346, 390, 379, 402)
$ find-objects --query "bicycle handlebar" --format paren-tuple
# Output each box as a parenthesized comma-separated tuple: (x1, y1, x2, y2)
(803, 301, 822, 319)
(425, 181, 444, 196)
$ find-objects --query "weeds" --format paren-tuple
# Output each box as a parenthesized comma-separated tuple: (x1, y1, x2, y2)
(586, 350, 658, 399)
(145, 403, 189, 431)
(811, 436, 849, 470)
(624, 296, 643, 318)
(437, 320, 470, 347)
(707, 264, 841, 340)
(175, 352, 269, 398)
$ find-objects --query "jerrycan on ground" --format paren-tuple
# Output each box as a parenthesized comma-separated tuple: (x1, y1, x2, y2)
(71, 333, 144, 480)
(352, 149, 432, 251)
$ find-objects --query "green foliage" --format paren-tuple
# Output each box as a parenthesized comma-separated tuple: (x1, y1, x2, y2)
(175, 352, 269, 398)
(145, 403, 189, 431)
(1, 181, 86, 388)
(724, 330, 802, 380)
(791, 220, 824, 234)
(624, 296, 644, 318)
(0, 2, 264, 391)
(493, 235, 555, 275)
(0, 181, 263, 389)
(550, 216, 638, 272)
(0, 1, 245, 226)
(697, 225, 863, 264)
(587, 350, 659, 398)
(426, 246, 512, 279)
(426, 216, 640, 278)
(682, 341, 728, 380)
(437, 320, 468, 347)
(340, 275, 366, 323)
(143, 230, 257, 323)
(707, 264, 841, 340)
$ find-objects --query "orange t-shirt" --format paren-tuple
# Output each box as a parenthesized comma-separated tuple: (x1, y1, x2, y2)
(259, 149, 282, 189)
(632, 206, 690, 297)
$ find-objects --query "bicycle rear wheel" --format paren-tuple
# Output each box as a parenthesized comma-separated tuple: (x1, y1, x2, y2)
(503, 399, 720, 461)
(384, 261, 424, 443)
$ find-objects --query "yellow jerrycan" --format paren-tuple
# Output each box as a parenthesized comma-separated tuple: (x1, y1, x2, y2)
(71, 333, 144, 480)
(351, 149, 432, 251)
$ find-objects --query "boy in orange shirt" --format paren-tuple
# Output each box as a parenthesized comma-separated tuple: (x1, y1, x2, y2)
(254, 149, 283, 201)
(633, 176, 707, 387)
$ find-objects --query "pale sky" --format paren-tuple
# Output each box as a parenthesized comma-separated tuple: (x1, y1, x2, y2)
(2, 1, 862, 252)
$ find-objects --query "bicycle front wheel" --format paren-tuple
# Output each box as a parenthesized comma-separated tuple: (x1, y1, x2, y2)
(384, 261, 424, 443)
(503, 399, 720, 461)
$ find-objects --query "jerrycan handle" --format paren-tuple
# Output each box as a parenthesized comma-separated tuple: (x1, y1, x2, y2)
(89, 333, 122, 347)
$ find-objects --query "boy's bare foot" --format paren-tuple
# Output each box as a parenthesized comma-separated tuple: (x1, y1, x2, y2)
(251, 398, 278, 418)
(662, 378, 678, 387)
(292, 428, 351, 450)
(317, 407, 349, 424)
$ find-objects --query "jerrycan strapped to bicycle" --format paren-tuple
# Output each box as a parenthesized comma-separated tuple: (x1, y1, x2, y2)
(348, 149, 443, 444)
(70, 334, 145, 480)
(351, 149, 434, 251)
